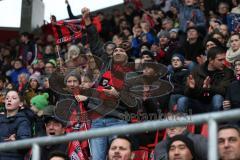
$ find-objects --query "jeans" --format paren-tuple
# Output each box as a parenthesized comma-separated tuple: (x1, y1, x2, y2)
(187, 61, 197, 72)
(168, 94, 185, 111)
(90, 117, 127, 160)
(177, 94, 224, 114)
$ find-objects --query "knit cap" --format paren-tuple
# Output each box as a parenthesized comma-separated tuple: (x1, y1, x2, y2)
(29, 72, 41, 83)
(172, 53, 185, 64)
(141, 50, 155, 60)
(167, 135, 196, 158)
(30, 93, 49, 110)
(158, 30, 170, 39)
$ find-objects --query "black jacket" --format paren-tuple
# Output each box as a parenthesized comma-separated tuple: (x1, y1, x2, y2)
(225, 80, 240, 109)
(154, 131, 207, 160)
(185, 62, 234, 102)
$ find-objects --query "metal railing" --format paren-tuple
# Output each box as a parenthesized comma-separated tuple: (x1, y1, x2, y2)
(0, 109, 239, 160)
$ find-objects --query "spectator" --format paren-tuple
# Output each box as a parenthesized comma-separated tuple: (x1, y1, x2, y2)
(40, 106, 68, 160)
(48, 151, 69, 160)
(217, 2, 230, 24)
(223, 59, 240, 109)
(210, 30, 226, 46)
(218, 124, 240, 160)
(226, 33, 240, 64)
(167, 135, 199, 160)
(0, 89, 32, 159)
(107, 136, 132, 160)
(89, 45, 136, 160)
(177, 47, 234, 114)
(157, 30, 177, 65)
(154, 123, 207, 160)
(174, 0, 206, 33)
(9, 59, 29, 86)
(30, 93, 49, 136)
(44, 59, 57, 76)
(19, 32, 36, 65)
(231, 0, 240, 14)
(24, 72, 42, 106)
(17, 72, 29, 95)
(204, 38, 222, 54)
(43, 45, 57, 62)
(178, 27, 205, 71)
(168, 54, 189, 111)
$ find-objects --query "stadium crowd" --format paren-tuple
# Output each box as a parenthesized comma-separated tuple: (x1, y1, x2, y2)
(0, 0, 240, 159)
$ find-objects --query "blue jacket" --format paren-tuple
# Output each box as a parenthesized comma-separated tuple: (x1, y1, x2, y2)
(0, 111, 32, 160)
(9, 67, 29, 86)
(173, 0, 206, 32)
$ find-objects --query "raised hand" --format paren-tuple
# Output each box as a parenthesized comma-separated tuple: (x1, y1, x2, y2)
(187, 75, 195, 89)
(223, 100, 231, 110)
(4, 134, 16, 141)
(203, 76, 211, 89)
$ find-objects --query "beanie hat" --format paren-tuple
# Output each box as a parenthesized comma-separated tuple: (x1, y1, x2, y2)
(30, 93, 49, 110)
(141, 50, 155, 60)
(47, 59, 57, 67)
(167, 135, 196, 158)
(29, 72, 41, 83)
(169, 28, 179, 33)
(104, 41, 117, 50)
(204, 38, 222, 48)
(64, 70, 81, 84)
(172, 53, 185, 64)
(158, 30, 170, 39)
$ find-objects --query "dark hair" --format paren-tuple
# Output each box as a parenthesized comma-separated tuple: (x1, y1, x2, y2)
(218, 124, 240, 136)
(207, 46, 226, 61)
(21, 32, 30, 38)
(230, 32, 240, 39)
(0, 76, 6, 83)
(108, 135, 133, 152)
(48, 151, 69, 160)
(6, 89, 24, 102)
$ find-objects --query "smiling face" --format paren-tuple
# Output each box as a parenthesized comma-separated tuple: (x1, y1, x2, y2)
(108, 138, 131, 160)
(113, 48, 128, 64)
(5, 90, 22, 112)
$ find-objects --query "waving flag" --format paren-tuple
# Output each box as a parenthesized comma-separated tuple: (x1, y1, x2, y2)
(51, 19, 84, 44)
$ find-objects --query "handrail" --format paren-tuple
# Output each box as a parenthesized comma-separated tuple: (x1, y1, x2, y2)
(0, 109, 239, 160)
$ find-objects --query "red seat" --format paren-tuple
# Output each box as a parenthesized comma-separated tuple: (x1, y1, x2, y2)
(201, 123, 208, 138)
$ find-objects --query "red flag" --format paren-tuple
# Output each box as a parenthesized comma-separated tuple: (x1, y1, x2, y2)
(65, 88, 91, 160)
(124, 0, 143, 9)
(52, 19, 83, 44)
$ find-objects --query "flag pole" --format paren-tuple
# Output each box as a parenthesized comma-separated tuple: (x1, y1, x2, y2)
(56, 45, 63, 69)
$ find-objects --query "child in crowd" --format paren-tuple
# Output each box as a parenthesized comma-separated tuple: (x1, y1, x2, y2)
(0, 89, 32, 159)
